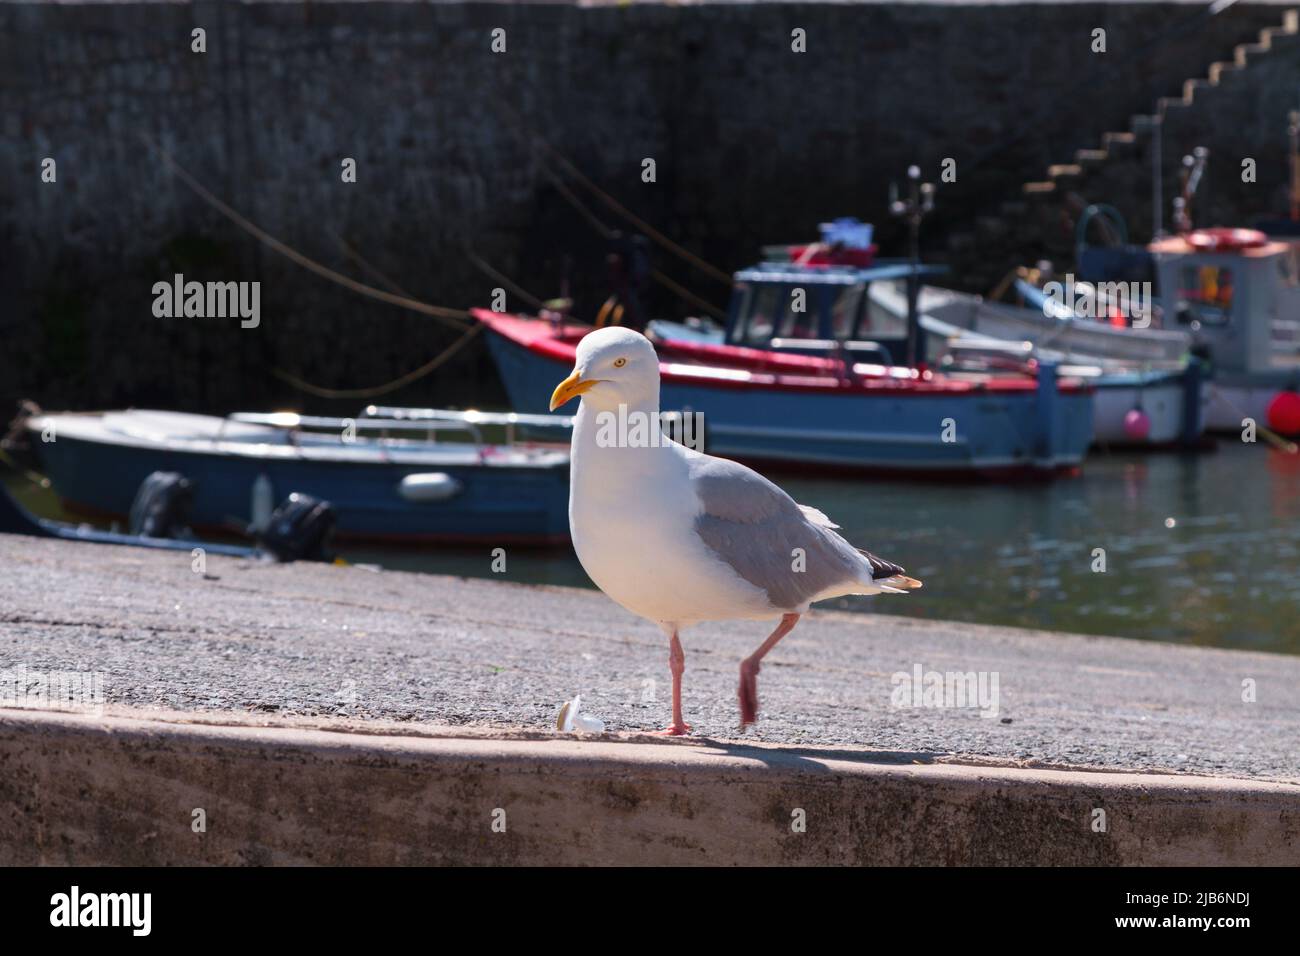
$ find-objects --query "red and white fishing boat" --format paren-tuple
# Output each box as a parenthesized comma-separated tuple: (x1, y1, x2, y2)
(472, 249, 1095, 477)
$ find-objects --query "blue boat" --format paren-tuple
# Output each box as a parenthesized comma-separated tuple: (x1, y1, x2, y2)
(641, 219, 1203, 449)
(22, 408, 573, 544)
(475, 301, 1095, 477)
(475, 216, 1094, 477)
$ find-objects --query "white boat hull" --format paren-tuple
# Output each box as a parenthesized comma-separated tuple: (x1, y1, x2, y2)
(1091, 382, 1190, 446)
(1204, 384, 1279, 434)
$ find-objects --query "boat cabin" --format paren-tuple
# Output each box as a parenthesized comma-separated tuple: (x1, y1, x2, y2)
(723, 259, 946, 365)
(1149, 231, 1300, 375)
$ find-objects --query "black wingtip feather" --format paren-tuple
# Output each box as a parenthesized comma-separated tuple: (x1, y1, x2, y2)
(859, 548, 905, 580)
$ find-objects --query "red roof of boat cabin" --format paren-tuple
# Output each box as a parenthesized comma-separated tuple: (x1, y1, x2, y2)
(1149, 233, 1289, 258)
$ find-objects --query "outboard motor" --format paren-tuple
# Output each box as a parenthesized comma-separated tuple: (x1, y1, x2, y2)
(255, 493, 336, 563)
(128, 471, 195, 539)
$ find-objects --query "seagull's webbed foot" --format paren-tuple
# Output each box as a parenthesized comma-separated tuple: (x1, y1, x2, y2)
(653, 722, 692, 736)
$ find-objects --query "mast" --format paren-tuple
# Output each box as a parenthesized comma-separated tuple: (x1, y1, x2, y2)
(889, 165, 935, 368)
(1173, 147, 1208, 235)
(1152, 111, 1164, 239)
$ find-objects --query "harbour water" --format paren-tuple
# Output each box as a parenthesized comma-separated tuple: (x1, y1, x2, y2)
(9, 439, 1298, 654)
(363, 439, 1300, 655)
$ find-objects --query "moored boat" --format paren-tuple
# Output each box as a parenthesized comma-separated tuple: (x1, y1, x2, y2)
(911, 293, 1205, 447)
(1013, 227, 1300, 433)
(644, 223, 1202, 449)
(22, 407, 572, 544)
(475, 308, 1094, 478)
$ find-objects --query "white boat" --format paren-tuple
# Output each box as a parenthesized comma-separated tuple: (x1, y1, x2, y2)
(1013, 229, 1300, 434)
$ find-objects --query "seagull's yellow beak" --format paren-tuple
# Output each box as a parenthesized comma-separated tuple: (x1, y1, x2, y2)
(549, 370, 600, 411)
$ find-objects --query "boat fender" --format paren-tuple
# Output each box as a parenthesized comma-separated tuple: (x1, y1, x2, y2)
(398, 472, 463, 503)
(1123, 408, 1151, 441)
(256, 493, 337, 563)
(128, 471, 195, 539)
(1267, 390, 1300, 436)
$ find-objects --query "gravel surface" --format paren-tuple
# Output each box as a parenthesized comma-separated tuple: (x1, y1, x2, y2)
(1, 533, 1296, 781)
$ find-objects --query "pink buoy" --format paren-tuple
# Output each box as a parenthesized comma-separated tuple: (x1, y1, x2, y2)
(1123, 408, 1151, 441)
(1267, 391, 1300, 435)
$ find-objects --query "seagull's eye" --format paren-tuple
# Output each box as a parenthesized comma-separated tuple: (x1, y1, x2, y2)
(613, 357, 627, 368)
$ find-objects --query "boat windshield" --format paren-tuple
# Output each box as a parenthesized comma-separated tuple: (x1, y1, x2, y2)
(740, 285, 780, 345)
(776, 289, 819, 338)
(1179, 264, 1233, 325)
(831, 283, 865, 339)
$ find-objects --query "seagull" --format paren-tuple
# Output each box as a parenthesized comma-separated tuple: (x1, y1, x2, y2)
(549, 327, 922, 735)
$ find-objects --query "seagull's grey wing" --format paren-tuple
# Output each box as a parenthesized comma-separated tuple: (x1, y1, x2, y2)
(687, 454, 895, 610)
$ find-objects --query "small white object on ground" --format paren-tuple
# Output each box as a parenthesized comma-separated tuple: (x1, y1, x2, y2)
(555, 695, 605, 733)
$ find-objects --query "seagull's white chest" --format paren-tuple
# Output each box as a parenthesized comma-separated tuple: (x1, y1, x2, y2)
(568, 422, 773, 625)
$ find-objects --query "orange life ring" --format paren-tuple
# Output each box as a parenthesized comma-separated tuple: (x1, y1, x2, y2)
(1186, 227, 1268, 252)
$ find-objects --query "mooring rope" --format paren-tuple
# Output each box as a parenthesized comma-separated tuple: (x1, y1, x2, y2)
(538, 144, 733, 286)
(1207, 384, 1299, 453)
(263, 232, 482, 400)
(272, 323, 485, 400)
(492, 99, 734, 287)
(541, 160, 727, 320)
(649, 269, 727, 321)
(327, 228, 423, 301)
(543, 163, 616, 241)
(461, 243, 549, 313)
(140, 134, 504, 399)
(140, 133, 471, 329)
(141, 130, 726, 401)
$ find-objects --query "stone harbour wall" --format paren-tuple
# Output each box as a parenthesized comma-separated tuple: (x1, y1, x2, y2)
(0, 1, 1290, 413)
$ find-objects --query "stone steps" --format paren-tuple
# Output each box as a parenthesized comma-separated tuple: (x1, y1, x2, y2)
(956, 7, 1300, 289)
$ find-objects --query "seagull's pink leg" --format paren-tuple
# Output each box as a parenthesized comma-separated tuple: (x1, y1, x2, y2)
(738, 613, 800, 729)
(654, 628, 691, 736)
